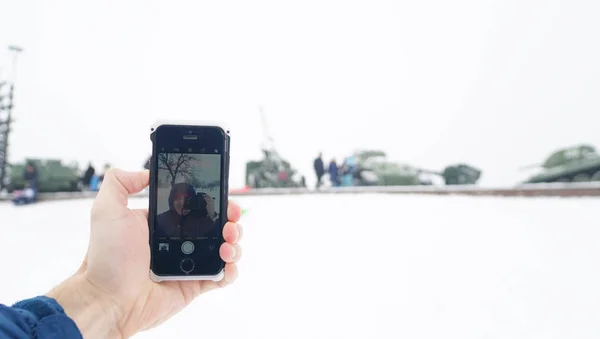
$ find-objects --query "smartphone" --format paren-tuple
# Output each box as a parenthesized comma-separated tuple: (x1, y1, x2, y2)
(148, 120, 230, 281)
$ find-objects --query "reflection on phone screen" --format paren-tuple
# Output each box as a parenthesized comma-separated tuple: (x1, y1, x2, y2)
(154, 152, 221, 241)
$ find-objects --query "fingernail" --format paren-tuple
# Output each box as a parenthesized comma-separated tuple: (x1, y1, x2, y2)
(230, 246, 237, 259)
(237, 223, 243, 240)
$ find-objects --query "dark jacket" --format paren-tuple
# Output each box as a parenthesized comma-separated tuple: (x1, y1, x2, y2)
(82, 166, 95, 185)
(156, 209, 217, 238)
(313, 158, 324, 176)
(328, 161, 338, 180)
(0, 296, 82, 338)
(155, 183, 218, 238)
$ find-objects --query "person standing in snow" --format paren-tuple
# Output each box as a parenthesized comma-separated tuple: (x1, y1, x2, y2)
(328, 158, 340, 187)
(82, 162, 95, 190)
(313, 152, 325, 189)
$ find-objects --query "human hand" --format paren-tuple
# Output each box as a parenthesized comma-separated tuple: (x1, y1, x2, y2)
(46, 169, 243, 338)
(204, 194, 217, 218)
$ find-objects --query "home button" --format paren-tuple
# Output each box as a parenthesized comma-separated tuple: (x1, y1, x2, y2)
(180, 258, 195, 274)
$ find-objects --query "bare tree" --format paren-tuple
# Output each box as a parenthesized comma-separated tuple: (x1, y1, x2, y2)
(158, 153, 197, 186)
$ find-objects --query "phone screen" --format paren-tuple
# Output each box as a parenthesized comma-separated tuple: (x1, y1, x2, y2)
(150, 125, 228, 277)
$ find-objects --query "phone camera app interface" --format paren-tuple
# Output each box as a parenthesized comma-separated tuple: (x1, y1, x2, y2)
(155, 153, 221, 244)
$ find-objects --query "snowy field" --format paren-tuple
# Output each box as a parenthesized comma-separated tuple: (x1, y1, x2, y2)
(0, 194, 599, 338)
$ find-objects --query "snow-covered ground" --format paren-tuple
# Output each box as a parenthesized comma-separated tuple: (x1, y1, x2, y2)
(1, 195, 599, 338)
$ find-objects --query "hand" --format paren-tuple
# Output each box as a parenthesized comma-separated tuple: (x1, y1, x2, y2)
(205, 195, 216, 218)
(46, 169, 243, 338)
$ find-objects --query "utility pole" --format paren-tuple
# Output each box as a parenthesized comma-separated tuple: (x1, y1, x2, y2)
(0, 80, 9, 190)
(0, 45, 23, 191)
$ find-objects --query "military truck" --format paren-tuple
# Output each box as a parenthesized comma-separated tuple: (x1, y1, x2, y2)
(245, 148, 306, 188)
(7, 159, 82, 193)
(524, 144, 600, 183)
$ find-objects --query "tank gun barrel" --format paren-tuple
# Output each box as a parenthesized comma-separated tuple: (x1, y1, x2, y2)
(519, 163, 542, 171)
(416, 168, 442, 176)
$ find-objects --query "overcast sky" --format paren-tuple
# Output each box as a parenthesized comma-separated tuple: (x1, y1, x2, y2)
(0, 0, 598, 188)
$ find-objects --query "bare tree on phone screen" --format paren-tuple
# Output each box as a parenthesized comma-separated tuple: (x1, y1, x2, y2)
(158, 153, 197, 186)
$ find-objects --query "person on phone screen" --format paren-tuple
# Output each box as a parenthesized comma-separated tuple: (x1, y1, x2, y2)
(0, 169, 243, 338)
(156, 182, 219, 238)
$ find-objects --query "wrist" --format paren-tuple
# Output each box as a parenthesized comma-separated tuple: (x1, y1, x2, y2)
(46, 274, 123, 339)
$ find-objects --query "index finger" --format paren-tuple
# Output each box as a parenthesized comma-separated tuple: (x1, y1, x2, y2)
(227, 200, 241, 223)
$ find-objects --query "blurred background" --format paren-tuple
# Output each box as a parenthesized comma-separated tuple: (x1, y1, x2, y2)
(1, 0, 599, 338)
(1, 0, 599, 190)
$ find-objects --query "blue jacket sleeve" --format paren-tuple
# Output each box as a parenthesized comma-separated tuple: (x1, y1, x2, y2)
(0, 296, 82, 338)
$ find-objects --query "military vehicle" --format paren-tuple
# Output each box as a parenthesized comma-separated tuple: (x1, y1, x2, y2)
(244, 106, 307, 189)
(353, 150, 421, 186)
(7, 159, 82, 193)
(245, 148, 306, 188)
(353, 150, 482, 186)
(441, 164, 482, 185)
(523, 144, 600, 183)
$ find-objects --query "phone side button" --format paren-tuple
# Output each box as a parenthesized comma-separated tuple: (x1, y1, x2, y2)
(180, 258, 195, 274)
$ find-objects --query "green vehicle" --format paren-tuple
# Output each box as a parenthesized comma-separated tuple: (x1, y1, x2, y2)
(524, 144, 600, 183)
(353, 150, 482, 186)
(353, 150, 421, 186)
(7, 159, 82, 193)
(245, 148, 306, 189)
(441, 164, 482, 185)
(244, 106, 307, 189)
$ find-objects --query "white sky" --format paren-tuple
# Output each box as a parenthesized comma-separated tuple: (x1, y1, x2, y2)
(0, 0, 598, 188)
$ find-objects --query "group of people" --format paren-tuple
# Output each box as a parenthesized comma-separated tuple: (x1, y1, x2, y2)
(81, 162, 111, 191)
(11, 161, 111, 206)
(313, 153, 358, 188)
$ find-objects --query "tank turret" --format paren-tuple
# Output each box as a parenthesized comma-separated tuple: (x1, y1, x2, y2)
(353, 150, 421, 186)
(524, 144, 600, 183)
(442, 164, 482, 185)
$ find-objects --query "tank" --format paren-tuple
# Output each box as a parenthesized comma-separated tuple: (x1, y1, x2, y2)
(354, 150, 422, 186)
(524, 144, 600, 183)
(441, 164, 482, 185)
(245, 148, 306, 188)
(354, 150, 482, 186)
(7, 159, 82, 193)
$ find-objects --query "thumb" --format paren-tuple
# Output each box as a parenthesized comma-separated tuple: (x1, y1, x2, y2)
(94, 169, 149, 210)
